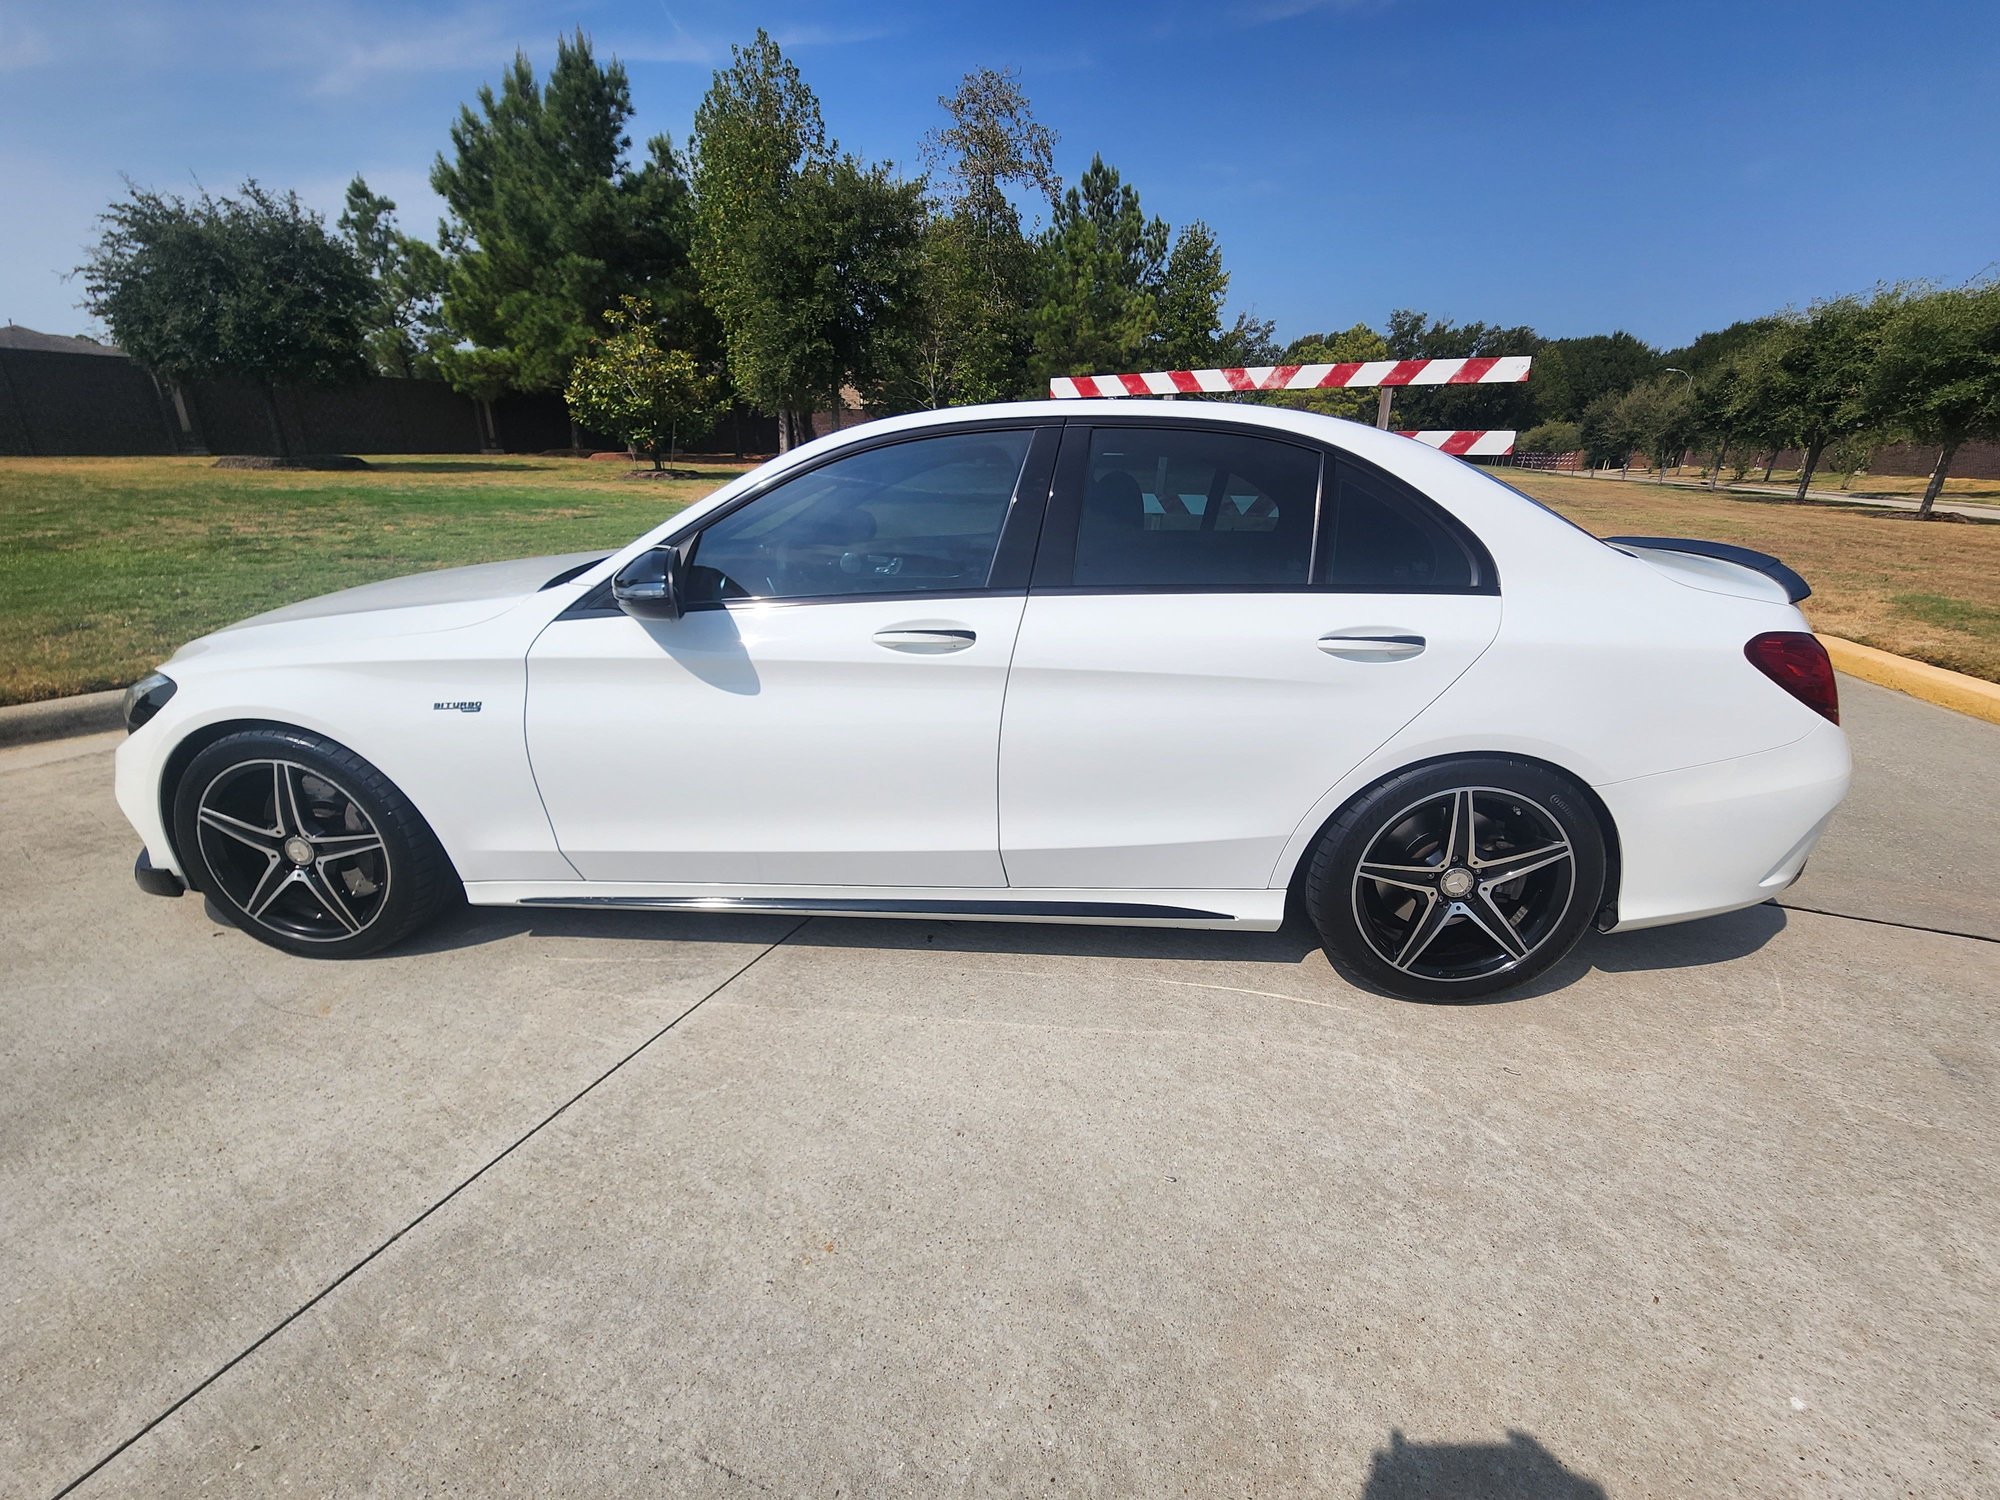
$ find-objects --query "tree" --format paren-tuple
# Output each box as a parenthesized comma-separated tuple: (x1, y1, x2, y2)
(1628, 375, 1696, 477)
(338, 176, 449, 380)
(565, 295, 725, 469)
(692, 33, 923, 441)
(79, 179, 370, 457)
(1869, 282, 2000, 518)
(800, 156, 926, 419)
(1214, 311, 1280, 368)
(922, 66, 1058, 227)
(1262, 323, 1391, 423)
(1032, 155, 1168, 379)
(1519, 419, 1583, 455)
(1756, 292, 1897, 500)
(1152, 220, 1230, 368)
(1580, 389, 1642, 472)
(1662, 317, 1784, 377)
(1530, 332, 1659, 423)
(890, 67, 1060, 408)
(1382, 310, 1542, 431)
(1712, 328, 1798, 483)
(691, 29, 831, 448)
(431, 32, 695, 411)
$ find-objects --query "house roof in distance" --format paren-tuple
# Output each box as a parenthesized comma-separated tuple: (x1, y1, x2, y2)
(0, 324, 125, 356)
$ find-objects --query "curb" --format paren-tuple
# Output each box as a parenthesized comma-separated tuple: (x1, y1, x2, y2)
(1822, 636, 2000, 727)
(0, 689, 125, 749)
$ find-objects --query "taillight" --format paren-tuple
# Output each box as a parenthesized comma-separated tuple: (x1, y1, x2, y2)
(1744, 632, 1839, 724)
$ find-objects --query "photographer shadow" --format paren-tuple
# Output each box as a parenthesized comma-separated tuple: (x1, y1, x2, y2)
(1363, 1428, 1606, 1499)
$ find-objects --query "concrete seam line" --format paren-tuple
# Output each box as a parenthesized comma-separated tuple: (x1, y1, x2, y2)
(45, 916, 812, 1500)
(1821, 635, 2000, 727)
(0, 690, 125, 749)
(1776, 901, 1997, 947)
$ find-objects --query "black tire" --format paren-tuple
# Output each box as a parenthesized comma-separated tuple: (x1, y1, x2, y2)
(1304, 757, 1606, 1002)
(172, 728, 460, 958)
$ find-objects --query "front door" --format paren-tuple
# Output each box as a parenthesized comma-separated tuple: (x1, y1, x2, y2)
(999, 423, 1504, 891)
(528, 426, 1054, 887)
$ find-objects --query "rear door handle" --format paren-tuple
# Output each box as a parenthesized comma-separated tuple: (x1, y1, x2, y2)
(1317, 633, 1426, 661)
(872, 628, 977, 654)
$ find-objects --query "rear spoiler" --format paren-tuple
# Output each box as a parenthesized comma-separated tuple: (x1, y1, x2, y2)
(1604, 536, 1811, 603)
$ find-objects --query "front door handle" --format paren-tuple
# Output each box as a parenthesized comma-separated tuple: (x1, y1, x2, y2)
(873, 628, 977, 654)
(1318, 632, 1426, 661)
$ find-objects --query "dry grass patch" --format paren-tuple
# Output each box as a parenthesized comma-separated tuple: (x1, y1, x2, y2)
(1505, 471, 2000, 683)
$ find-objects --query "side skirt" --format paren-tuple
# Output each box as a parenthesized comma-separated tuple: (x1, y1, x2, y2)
(463, 882, 1289, 931)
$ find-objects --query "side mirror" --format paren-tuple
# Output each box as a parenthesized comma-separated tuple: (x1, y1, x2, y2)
(612, 544, 685, 621)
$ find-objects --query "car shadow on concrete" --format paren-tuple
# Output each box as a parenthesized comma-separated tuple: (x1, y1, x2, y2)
(392, 893, 1787, 1003)
(1361, 1428, 1607, 1499)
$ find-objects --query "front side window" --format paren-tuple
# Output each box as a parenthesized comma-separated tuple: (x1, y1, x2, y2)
(1068, 428, 1321, 588)
(686, 429, 1033, 602)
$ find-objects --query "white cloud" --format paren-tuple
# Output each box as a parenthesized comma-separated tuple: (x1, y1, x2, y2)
(1239, 0, 1388, 20)
(0, 2, 898, 92)
(0, 17, 53, 70)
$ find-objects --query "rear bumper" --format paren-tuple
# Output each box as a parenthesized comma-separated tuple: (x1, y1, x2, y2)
(1596, 720, 1850, 932)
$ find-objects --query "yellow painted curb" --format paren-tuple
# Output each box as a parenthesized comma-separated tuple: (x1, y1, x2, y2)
(1820, 636, 2000, 727)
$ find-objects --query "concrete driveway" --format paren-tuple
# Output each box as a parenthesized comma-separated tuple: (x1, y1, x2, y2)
(3, 679, 1995, 1499)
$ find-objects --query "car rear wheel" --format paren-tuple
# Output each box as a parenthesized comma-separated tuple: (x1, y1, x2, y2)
(1305, 758, 1606, 1001)
(172, 728, 459, 958)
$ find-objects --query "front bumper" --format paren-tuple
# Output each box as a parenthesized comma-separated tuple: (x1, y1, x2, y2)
(134, 849, 185, 898)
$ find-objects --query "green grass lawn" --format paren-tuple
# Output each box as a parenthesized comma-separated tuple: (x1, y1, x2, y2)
(3, 452, 1997, 706)
(0, 455, 745, 705)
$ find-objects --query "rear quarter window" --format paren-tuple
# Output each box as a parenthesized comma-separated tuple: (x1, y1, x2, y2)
(1319, 460, 1483, 592)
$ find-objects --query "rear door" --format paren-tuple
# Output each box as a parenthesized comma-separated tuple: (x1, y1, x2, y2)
(998, 422, 1503, 891)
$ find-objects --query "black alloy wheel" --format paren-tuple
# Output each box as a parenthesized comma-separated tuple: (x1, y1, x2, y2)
(173, 729, 458, 957)
(1306, 759, 1606, 1001)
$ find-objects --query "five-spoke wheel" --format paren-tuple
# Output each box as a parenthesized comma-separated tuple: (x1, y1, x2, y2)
(173, 729, 458, 957)
(194, 759, 391, 943)
(1306, 759, 1606, 1001)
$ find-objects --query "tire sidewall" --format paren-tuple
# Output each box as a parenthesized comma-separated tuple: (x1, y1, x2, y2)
(1307, 758, 1607, 1003)
(172, 728, 451, 958)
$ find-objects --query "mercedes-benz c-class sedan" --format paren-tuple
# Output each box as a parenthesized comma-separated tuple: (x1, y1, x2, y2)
(115, 401, 1850, 999)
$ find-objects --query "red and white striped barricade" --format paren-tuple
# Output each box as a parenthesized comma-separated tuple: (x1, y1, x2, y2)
(1047, 356, 1531, 400)
(1394, 430, 1517, 456)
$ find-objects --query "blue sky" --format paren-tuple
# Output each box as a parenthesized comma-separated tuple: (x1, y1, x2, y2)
(3, 0, 1996, 351)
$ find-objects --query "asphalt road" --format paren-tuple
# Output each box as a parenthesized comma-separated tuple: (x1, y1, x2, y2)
(2, 678, 1995, 1499)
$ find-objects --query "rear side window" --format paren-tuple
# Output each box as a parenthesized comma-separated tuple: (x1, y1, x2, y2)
(1320, 461, 1480, 591)
(1070, 428, 1320, 588)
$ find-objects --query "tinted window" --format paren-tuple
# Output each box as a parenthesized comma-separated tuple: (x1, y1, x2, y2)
(1320, 462, 1479, 591)
(1071, 428, 1320, 588)
(688, 430, 1031, 602)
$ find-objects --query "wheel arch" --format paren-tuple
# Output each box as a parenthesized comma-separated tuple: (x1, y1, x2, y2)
(1283, 750, 1623, 929)
(157, 719, 308, 890)
(156, 718, 468, 896)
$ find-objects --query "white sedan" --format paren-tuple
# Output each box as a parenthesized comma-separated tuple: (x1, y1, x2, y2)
(115, 401, 1850, 1000)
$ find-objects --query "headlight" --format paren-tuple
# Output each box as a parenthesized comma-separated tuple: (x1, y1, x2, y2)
(122, 671, 177, 732)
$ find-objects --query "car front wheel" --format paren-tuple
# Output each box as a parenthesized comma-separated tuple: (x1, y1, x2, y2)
(1305, 758, 1607, 1001)
(172, 728, 459, 958)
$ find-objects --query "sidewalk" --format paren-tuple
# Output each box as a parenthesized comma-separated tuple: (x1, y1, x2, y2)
(1568, 469, 2000, 522)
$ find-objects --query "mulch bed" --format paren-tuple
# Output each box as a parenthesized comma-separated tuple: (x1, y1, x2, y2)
(212, 455, 370, 471)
